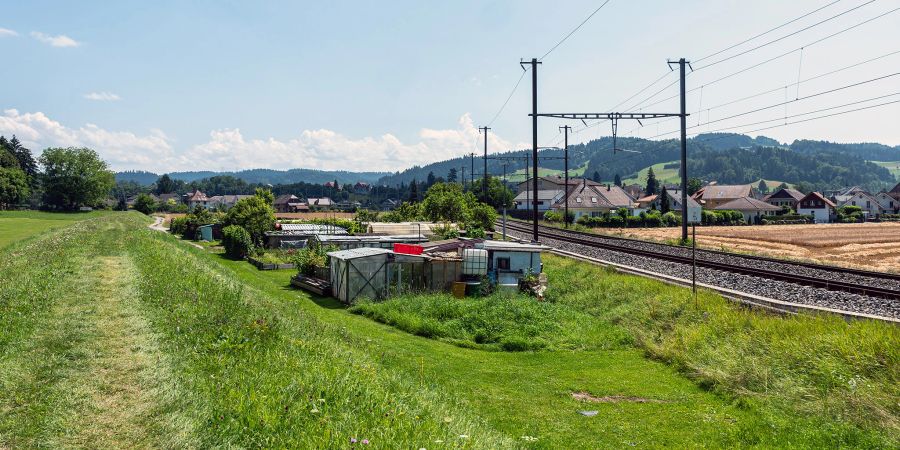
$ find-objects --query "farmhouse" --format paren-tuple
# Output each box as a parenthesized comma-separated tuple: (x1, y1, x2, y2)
(797, 192, 836, 223)
(763, 187, 804, 210)
(185, 190, 210, 209)
(874, 192, 899, 215)
(513, 190, 565, 211)
(553, 184, 614, 219)
(207, 194, 253, 210)
(692, 184, 756, 209)
(713, 197, 780, 224)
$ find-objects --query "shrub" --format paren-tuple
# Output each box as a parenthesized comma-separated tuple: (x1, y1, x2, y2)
(132, 193, 157, 215)
(662, 211, 681, 226)
(432, 222, 459, 240)
(224, 193, 276, 246)
(222, 225, 252, 259)
(354, 209, 379, 223)
(294, 243, 337, 277)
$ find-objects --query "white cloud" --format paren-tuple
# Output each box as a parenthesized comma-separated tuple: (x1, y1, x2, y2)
(30, 31, 80, 48)
(0, 110, 525, 173)
(83, 92, 122, 101)
(0, 28, 18, 37)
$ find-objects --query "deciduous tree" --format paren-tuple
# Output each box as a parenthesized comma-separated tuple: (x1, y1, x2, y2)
(39, 147, 115, 210)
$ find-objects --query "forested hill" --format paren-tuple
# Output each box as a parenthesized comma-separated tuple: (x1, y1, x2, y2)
(115, 168, 390, 186)
(376, 133, 900, 192)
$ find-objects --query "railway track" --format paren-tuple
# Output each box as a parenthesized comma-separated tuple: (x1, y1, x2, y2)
(500, 220, 900, 319)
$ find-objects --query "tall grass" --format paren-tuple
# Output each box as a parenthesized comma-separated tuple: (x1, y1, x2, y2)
(543, 254, 900, 447)
(350, 292, 620, 351)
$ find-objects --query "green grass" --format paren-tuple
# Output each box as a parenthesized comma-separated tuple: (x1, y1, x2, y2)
(872, 160, 900, 181)
(1, 213, 897, 448)
(0, 210, 110, 249)
(506, 163, 587, 183)
(622, 160, 681, 186)
(350, 292, 617, 352)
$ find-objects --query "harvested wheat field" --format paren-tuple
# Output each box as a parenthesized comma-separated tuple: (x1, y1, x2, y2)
(603, 222, 900, 273)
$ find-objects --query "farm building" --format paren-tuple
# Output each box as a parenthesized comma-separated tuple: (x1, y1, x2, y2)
(692, 184, 756, 209)
(763, 187, 805, 209)
(713, 197, 780, 224)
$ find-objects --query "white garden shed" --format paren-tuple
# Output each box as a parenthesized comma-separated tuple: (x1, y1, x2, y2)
(328, 247, 427, 303)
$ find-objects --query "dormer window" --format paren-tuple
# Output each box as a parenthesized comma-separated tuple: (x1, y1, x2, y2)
(576, 197, 582, 203)
(591, 197, 597, 203)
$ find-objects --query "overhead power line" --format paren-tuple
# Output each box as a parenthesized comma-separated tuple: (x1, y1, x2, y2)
(695, 0, 878, 70)
(487, 68, 529, 127)
(694, 0, 844, 63)
(539, 0, 613, 61)
(646, 72, 900, 138)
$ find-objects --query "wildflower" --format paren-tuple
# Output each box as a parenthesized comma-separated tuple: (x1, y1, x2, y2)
(350, 438, 357, 443)
(362, 439, 369, 445)
(310, 407, 319, 414)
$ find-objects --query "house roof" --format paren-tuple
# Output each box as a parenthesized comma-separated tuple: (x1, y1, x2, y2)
(694, 184, 753, 201)
(714, 197, 780, 211)
(327, 247, 393, 260)
(890, 182, 900, 194)
(800, 191, 836, 208)
(186, 190, 208, 201)
(556, 184, 615, 209)
(481, 240, 550, 252)
(279, 223, 348, 234)
(767, 188, 805, 201)
(274, 194, 299, 205)
(308, 197, 334, 206)
(513, 190, 563, 202)
(158, 193, 179, 202)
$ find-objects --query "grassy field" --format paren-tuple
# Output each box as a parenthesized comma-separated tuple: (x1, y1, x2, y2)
(621, 161, 792, 190)
(506, 163, 588, 183)
(872, 160, 900, 181)
(0, 210, 108, 249)
(1, 213, 897, 447)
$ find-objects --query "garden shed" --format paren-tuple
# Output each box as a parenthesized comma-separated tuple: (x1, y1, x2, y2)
(481, 240, 550, 288)
(314, 234, 428, 250)
(328, 248, 428, 304)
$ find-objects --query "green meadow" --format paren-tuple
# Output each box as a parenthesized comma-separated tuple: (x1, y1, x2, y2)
(0, 212, 896, 448)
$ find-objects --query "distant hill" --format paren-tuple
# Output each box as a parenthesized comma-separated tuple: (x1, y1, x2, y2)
(115, 168, 390, 186)
(376, 133, 900, 193)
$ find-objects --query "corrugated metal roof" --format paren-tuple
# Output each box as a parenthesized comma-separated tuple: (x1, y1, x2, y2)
(280, 223, 348, 234)
(327, 247, 392, 260)
(481, 240, 550, 251)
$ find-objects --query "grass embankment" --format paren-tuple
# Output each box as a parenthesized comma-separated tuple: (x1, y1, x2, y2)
(348, 256, 899, 447)
(0, 213, 510, 448)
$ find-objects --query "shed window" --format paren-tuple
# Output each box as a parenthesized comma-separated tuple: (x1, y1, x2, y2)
(497, 257, 510, 270)
(576, 197, 582, 203)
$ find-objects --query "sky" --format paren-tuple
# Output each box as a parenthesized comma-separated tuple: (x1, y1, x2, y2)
(1, 0, 898, 173)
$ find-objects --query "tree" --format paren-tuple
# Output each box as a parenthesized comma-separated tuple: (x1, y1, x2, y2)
(222, 225, 253, 259)
(426, 171, 436, 187)
(0, 167, 30, 209)
(408, 178, 419, 203)
(645, 167, 659, 195)
(224, 190, 276, 246)
(1, 136, 38, 184)
(133, 193, 157, 215)
(687, 177, 703, 195)
(420, 182, 469, 223)
(156, 174, 177, 194)
(659, 186, 671, 213)
(39, 147, 115, 210)
(470, 176, 514, 209)
(447, 167, 458, 183)
(613, 173, 622, 187)
(254, 187, 275, 205)
(757, 179, 769, 194)
(592, 171, 601, 182)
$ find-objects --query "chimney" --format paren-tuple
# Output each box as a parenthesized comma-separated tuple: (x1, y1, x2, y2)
(607, 184, 611, 191)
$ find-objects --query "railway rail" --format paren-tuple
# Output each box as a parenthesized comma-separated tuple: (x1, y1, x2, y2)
(500, 220, 900, 320)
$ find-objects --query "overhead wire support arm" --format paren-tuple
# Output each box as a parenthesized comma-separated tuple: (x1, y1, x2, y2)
(532, 112, 684, 120)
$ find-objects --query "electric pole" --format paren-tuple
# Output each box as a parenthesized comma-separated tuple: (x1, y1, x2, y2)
(674, 58, 691, 242)
(469, 152, 475, 193)
(559, 125, 571, 228)
(479, 126, 491, 203)
(522, 58, 541, 241)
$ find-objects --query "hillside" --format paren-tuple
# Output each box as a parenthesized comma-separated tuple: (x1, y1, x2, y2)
(115, 168, 390, 186)
(378, 133, 900, 193)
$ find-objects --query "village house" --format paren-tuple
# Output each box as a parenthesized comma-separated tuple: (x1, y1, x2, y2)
(635, 189, 702, 223)
(797, 192, 836, 223)
(207, 194, 253, 210)
(691, 184, 756, 209)
(307, 197, 335, 210)
(273, 194, 301, 213)
(353, 182, 372, 195)
(622, 184, 645, 200)
(550, 181, 637, 219)
(157, 193, 180, 205)
(713, 197, 780, 224)
(513, 189, 565, 212)
(874, 192, 899, 215)
(126, 193, 159, 206)
(763, 187, 805, 210)
(324, 181, 342, 191)
(835, 190, 882, 218)
(185, 190, 210, 209)
(380, 198, 400, 211)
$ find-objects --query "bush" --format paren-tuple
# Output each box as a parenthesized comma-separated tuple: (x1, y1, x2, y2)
(132, 193, 157, 215)
(294, 243, 337, 277)
(224, 192, 276, 246)
(431, 222, 459, 240)
(354, 209, 379, 223)
(222, 225, 252, 259)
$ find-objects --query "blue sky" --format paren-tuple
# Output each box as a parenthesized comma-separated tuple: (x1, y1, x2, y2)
(1, 0, 898, 172)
